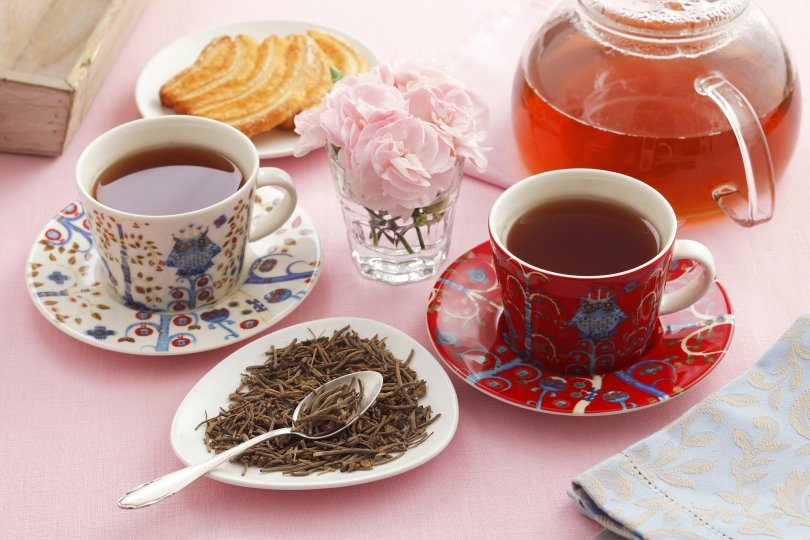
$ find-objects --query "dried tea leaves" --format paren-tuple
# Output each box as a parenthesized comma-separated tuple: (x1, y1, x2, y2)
(198, 326, 438, 475)
(294, 378, 363, 437)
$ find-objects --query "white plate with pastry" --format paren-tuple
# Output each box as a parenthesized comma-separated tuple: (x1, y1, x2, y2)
(135, 20, 379, 159)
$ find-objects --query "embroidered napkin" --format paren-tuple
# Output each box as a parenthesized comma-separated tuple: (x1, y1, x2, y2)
(571, 314, 810, 539)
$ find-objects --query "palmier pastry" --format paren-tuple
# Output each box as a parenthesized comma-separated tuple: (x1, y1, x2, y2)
(159, 30, 369, 137)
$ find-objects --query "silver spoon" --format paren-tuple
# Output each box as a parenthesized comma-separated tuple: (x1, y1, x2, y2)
(118, 370, 384, 509)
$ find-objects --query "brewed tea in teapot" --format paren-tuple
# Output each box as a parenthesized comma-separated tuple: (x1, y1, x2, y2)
(513, 0, 800, 225)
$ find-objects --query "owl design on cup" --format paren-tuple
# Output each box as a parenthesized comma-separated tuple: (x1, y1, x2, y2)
(163, 225, 223, 310)
(166, 225, 222, 277)
(568, 290, 627, 341)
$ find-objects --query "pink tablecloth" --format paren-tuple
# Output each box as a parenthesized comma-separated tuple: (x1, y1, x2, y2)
(2, 1, 810, 538)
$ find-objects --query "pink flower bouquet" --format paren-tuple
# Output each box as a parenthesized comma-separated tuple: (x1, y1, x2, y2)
(294, 63, 488, 211)
(294, 62, 488, 268)
(295, 64, 488, 282)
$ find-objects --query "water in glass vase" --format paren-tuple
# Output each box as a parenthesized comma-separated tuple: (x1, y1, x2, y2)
(329, 154, 464, 285)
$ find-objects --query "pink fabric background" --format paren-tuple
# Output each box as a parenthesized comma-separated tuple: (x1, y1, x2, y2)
(2, 0, 809, 538)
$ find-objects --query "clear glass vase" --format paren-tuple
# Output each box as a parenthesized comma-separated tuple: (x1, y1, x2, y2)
(328, 150, 463, 284)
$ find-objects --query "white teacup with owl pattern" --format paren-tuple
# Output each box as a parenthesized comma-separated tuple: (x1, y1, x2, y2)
(76, 116, 297, 312)
(488, 169, 716, 375)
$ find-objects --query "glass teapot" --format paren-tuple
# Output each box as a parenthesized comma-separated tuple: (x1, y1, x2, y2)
(512, 0, 800, 226)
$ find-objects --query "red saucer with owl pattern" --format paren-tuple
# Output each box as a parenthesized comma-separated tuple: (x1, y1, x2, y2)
(426, 242, 734, 415)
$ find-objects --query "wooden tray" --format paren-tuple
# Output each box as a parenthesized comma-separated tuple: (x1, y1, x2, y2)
(0, 0, 148, 156)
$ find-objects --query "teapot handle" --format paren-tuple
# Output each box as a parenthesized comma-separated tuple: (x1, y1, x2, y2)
(694, 74, 775, 227)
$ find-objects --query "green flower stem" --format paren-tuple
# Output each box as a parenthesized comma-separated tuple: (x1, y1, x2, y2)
(380, 229, 398, 245)
(363, 203, 447, 255)
(414, 221, 426, 250)
(421, 197, 450, 214)
(394, 232, 414, 254)
(366, 209, 396, 248)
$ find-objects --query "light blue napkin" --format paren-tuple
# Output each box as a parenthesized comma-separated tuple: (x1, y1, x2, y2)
(571, 314, 810, 539)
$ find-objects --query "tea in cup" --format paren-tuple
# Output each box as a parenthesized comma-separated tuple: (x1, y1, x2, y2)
(76, 116, 297, 312)
(489, 168, 715, 375)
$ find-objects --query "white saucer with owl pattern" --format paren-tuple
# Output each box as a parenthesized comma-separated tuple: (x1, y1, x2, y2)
(25, 198, 321, 356)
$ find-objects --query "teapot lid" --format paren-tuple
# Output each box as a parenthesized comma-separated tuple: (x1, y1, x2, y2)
(579, 0, 750, 38)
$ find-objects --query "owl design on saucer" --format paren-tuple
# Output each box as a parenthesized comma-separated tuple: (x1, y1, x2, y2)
(166, 225, 222, 277)
(569, 290, 627, 340)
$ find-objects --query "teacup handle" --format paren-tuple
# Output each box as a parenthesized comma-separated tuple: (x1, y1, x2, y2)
(694, 73, 775, 227)
(249, 167, 298, 242)
(659, 240, 716, 315)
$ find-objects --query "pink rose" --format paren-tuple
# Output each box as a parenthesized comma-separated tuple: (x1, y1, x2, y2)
(292, 107, 326, 156)
(373, 61, 448, 92)
(294, 76, 407, 156)
(366, 61, 489, 170)
(344, 115, 457, 217)
(405, 82, 489, 171)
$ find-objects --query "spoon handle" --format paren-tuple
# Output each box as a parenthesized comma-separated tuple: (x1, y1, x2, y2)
(117, 426, 293, 509)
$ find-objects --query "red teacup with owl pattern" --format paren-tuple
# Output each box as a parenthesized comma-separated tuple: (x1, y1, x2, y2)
(76, 116, 297, 312)
(488, 169, 716, 375)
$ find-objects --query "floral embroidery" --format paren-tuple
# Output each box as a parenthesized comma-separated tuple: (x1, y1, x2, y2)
(572, 315, 810, 538)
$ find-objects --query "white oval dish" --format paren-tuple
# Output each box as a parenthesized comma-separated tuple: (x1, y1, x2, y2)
(135, 20, 380, 159)
(170, 317, 459, 489)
